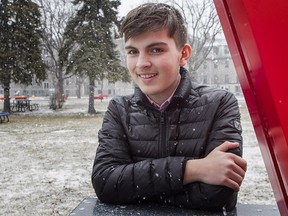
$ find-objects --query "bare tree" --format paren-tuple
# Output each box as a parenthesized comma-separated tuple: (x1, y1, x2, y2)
(36, 0, 78, 109)
(169, 0, 222, 80)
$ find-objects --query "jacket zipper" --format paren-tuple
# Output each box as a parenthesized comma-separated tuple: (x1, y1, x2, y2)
(159, 112, 167, 157)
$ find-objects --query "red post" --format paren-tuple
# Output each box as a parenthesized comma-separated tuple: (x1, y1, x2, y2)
(213, 0, 288, 215)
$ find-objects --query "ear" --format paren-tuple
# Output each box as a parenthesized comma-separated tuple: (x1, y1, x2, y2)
(179, 44, 192, 67)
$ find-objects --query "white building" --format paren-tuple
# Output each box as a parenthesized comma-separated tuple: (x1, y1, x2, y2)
(196, 38, 242, 96)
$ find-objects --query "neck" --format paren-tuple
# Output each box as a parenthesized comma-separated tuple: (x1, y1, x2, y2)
(147, 73, 181, 105)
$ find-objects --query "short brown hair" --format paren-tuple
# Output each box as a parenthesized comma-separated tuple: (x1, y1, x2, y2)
(120, 3, 187, 49)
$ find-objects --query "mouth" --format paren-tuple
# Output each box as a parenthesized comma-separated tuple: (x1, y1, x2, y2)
(138, 73, 158, 79)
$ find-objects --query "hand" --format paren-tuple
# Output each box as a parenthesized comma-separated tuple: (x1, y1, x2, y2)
(183, 141, 247, 191)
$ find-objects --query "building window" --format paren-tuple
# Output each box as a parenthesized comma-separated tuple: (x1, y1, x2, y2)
(224, 45, 229, 54)
(43, 82, 49, 89)
(32, 78, 36, 86)
(235, 86, 240, 92)
(66, 79, 69, 86)
(203, 75, 208, 84)
(32, 90, 37, 96)
(203, 61, 207, 69)
(213, 47, 219, 55)
(225, 74, 229, 83)
(39, 90, 45, 96)
(225, 59, 229, 68)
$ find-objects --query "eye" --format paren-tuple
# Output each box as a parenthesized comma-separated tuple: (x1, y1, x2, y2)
(126, 49, 138, 55)
(151, 47, 164, 54)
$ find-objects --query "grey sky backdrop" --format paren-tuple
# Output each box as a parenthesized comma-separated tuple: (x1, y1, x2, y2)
(119, 0, 145, 16)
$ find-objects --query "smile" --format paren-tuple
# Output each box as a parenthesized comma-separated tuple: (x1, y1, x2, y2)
(138, 74, 158, 79)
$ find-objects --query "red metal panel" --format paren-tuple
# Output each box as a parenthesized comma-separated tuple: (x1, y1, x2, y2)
(213, 0, 288, 215)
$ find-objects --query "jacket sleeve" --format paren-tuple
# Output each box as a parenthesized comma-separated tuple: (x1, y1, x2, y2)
(204, 91, 243, 155)
(157, 91, 243, 211)
(91, 98, 186, 204)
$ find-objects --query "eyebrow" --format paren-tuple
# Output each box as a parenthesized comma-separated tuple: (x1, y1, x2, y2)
(124, 42, 168, 50)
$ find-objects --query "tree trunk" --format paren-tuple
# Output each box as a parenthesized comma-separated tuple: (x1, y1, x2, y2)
(88, 76, 96, 114)
(76, 77, 81, 99)
(56, 74, 65, 109)
(100, 79, 103, 102)
(2, 79, 11, 113)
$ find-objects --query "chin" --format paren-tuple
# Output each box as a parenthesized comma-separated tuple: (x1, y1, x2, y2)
(138, 84, 160, 96)
(143, 91, 159, 98)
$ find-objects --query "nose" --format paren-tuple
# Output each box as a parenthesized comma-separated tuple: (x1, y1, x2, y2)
(136, 53, 152, 68)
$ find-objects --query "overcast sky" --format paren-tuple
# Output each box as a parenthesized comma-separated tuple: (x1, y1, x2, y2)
(119, 0, 143, 16)
(119, 0, 167, 17)
(119, 0, 145, 16)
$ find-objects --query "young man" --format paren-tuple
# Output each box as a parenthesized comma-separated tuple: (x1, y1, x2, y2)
(92, 3, 247, 211)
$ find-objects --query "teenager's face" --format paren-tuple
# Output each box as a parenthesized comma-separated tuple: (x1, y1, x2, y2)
(125, 29, 190, 104)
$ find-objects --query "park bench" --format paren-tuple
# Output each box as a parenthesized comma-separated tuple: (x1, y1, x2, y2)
(0, 112, 10, 123)
(10, 99, 39, 112)
(69, 197, 280, 216)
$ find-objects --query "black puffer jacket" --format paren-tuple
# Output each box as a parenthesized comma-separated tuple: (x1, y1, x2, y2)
(92, 68, 242, 211)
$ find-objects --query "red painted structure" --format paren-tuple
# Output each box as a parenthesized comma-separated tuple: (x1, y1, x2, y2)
(213, 0, 288, 215)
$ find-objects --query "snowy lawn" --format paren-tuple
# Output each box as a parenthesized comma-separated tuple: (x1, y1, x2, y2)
(0, 97, 276, 215)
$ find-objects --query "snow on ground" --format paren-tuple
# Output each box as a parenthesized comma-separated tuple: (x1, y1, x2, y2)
(0, 97, 277, 215)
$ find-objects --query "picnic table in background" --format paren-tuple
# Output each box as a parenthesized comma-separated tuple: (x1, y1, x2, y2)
(10, 96, 39, 112)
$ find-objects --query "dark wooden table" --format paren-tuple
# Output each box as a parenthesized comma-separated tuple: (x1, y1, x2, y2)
(11, 99, 31, 112)
(11, 99, 39, 112)
(69, 198, 280, 216)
